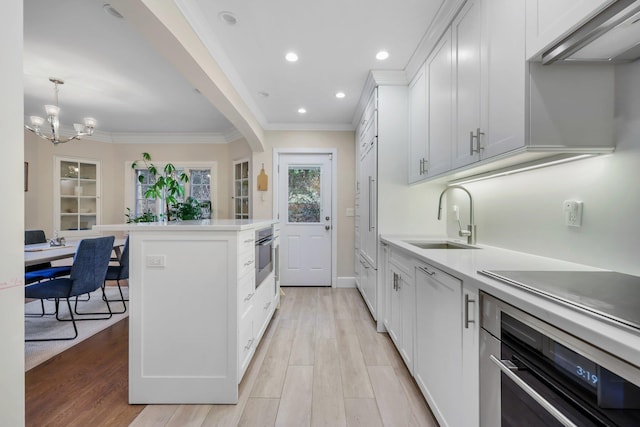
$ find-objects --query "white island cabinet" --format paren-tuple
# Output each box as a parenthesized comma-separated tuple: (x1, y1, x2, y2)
(95, 219, 278, 404)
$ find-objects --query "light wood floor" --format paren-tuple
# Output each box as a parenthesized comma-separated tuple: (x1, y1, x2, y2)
(130, 287, 438, 427)
(26, 287, 438, 427)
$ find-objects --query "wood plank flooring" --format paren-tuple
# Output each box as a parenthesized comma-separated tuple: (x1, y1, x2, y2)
(26, 287, 438, 427)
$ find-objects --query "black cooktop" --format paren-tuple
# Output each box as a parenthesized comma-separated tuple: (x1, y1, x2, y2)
(479, 270, 640, 331)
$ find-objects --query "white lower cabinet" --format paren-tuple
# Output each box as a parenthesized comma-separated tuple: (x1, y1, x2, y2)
(383, 248, 415, 374)
(373, 256, 479, 427)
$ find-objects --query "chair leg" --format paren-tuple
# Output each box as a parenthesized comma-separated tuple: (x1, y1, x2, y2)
(102, 280, 127, 314)
(25, 298, 78, 342)
(72, 288, 113, 320)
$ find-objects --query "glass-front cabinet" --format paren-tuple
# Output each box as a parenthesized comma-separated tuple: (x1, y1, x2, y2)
(233, 159, 250, 219)
(54, 156, 101, 237)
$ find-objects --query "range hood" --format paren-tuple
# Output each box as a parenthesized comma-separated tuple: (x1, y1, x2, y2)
(542, 0, 640, 64)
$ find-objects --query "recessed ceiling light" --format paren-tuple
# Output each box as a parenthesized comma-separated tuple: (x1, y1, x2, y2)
(298, 108, 307, 114)
(219, 11, 238, 25)
(285, 52, 299, 62)
(335, 92, 346, 99)
(103, 4, 123, 19)
(376, 50, 389, 60)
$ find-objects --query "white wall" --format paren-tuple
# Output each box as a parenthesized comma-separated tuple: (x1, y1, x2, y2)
(442, 60, 640, 276)
(0, 0, 25, 425)
(251, 130, 356, 279)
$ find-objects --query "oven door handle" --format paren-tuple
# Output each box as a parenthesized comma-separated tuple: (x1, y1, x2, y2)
(489, 355, 578, 427)
(257, 238, 275, 246)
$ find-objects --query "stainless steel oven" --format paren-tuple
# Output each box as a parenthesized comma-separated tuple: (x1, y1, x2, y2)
(255, 226, 274, 287)
(480, 292, 640, 426)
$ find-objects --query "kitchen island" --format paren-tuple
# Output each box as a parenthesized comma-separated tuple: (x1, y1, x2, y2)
(95, 219, 279, 404)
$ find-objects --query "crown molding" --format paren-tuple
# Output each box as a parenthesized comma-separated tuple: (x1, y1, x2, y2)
(264, 122, 355, 132)
(351, 70, 409, 128)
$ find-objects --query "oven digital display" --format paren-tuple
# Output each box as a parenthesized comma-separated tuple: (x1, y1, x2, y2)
(548, 342, 599, 391)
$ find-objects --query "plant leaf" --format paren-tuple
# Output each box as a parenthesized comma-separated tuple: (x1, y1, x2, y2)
(142, 152, 151, 161)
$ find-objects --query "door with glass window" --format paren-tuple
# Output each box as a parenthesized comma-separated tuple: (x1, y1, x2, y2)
(278, 153, 332, 286)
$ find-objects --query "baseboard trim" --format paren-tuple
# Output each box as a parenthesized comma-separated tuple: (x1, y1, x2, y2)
(336, 277, 356, 288)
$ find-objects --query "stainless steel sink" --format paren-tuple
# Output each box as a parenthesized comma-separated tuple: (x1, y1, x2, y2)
(404, 241, 480, 250)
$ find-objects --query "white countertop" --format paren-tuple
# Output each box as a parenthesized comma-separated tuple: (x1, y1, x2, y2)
(380, 235, 640, 370)
(94, 219, 277, 232)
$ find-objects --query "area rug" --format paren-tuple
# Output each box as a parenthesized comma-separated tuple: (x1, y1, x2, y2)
(25, 286, 129, 371)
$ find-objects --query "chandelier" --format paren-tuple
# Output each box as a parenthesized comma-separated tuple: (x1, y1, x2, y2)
(25, 78, 96, 145)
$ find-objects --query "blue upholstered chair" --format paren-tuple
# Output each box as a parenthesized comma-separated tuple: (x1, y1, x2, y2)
(24, 230, 72, 284)
(25, 236, 115, 341)
(103, 235, 129, 313)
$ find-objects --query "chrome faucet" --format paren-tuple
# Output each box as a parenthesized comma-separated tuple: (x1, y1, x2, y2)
(437, 185, 476, 245)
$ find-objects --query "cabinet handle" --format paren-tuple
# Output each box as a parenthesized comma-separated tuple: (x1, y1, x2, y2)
(244, 292, 255, 301)
(393, 272, 397, 291)
(244, 259, 254, 267)
(419, 158, 424, 175)
(244, 238, 254, 243)
(368, 176, 375, 231)
(464, 293, 475, 329)
(244, 338, 254, 351)
(470, 128, 485, 154)
(417, 265, 435, 276)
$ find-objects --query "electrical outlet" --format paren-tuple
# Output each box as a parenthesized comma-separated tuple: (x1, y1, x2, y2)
(146, 255, 166, 268)
(563, 200, 583, 227)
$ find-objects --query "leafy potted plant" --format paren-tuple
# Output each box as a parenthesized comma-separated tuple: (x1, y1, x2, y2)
(131, 152, 189, 221)
(171, 196, 202, 220)
(125, 207, 157, 223)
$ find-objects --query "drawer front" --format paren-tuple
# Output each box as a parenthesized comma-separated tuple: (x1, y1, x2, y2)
(389, 248, 414, 277)
(416, 261, 461, 288)
(238, 319, 254, 380)
(238, 250, 255, 278)
(239, 230, 255, 255)
(238, 272, 256, 321)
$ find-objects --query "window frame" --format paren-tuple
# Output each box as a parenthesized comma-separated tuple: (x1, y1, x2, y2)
(124, 160, 218, 221)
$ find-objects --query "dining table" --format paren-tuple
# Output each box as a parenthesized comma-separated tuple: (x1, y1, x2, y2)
(24, 237, 125, 267)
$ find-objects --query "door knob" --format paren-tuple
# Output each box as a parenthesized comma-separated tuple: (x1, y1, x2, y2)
(325, 225, 330, 230)
(325, 216, 330, 221)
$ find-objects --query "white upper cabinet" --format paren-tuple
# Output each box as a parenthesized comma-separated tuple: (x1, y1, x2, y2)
(451, 0, 483, 169)
(408, 27, 454, 183)
(407, 0, 615, 184)
(452, 0, 526, 170)
(525, 0, 615, 61)
(408, 65, 427, 184)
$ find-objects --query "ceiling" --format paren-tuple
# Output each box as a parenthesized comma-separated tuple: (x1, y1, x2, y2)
(24, 0, 443, 139)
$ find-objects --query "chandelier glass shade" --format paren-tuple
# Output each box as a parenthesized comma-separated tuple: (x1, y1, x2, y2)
(25, 78, 96, 145)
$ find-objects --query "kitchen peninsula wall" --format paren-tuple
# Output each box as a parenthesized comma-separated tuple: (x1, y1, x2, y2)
(443, 60, 640, 276)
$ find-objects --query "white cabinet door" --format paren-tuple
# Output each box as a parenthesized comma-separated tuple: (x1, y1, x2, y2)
(386, 263, 403, 347)
(399, 268, 414, 374)
(360, 140, 377, 268)
(479, 0, 526, 159)
(525, 0, 613, 60)
(452, 0, 526, 169)
(461, 284, 480, 427)
(414, 262, 462, 427)
(451, 0, 482, 169)
(426, 28, 454, 177)
(408, 64, 427, 184)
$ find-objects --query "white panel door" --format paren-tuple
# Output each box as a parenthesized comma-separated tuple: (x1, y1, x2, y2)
(452, 0, 482, 169)
(278, 153, 332, 286)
